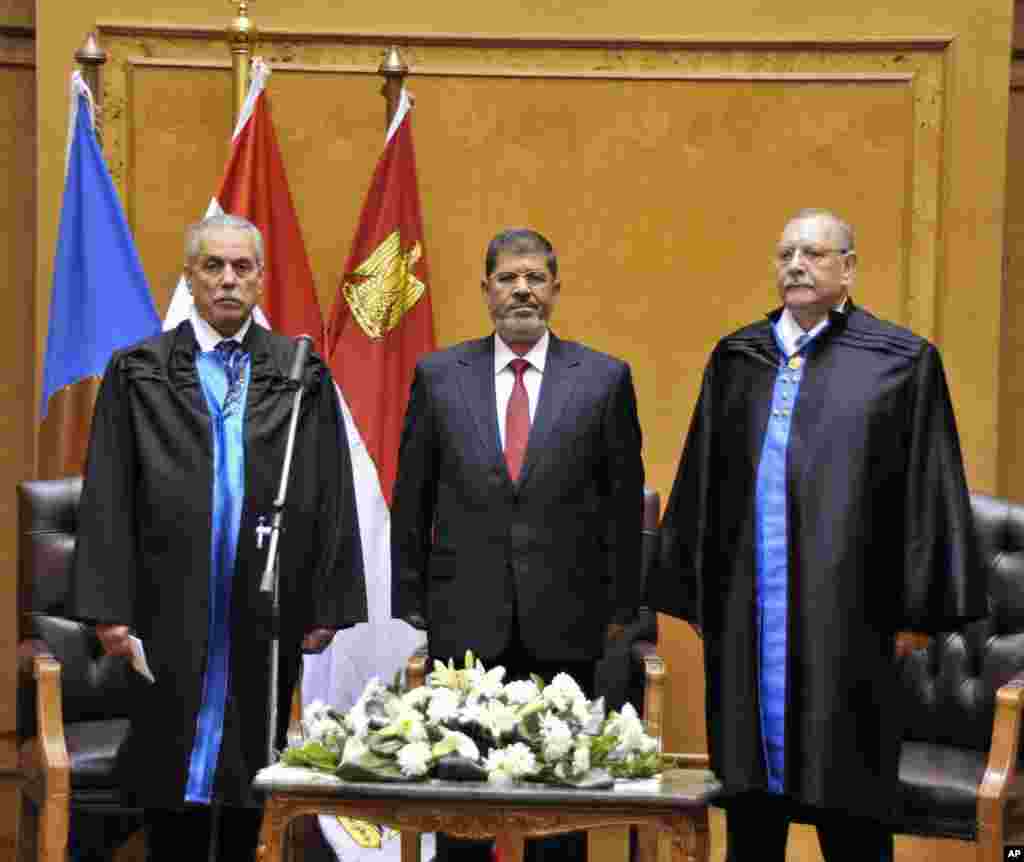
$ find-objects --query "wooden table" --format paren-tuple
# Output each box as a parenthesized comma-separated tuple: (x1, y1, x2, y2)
(254, 763, 720, 862)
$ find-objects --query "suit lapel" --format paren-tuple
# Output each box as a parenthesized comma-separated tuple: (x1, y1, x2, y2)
(516, 334, 580, 491)
(455, 337, 506, 475)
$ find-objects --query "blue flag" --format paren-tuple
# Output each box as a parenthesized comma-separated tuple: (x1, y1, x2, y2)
(41, 73, 160, 418)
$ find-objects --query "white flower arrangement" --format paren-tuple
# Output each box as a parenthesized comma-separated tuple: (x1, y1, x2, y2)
(281, 652, 663, 786)
(397, 741, 433, 778)
(485, 742, 538, 783)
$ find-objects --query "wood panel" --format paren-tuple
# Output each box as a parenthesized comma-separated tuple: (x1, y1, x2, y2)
(99, 29, 945, 758)
(0, 43, 34, 743)
(26, 5, 1014, 862)
(1002, 63, 1024, 502)
(110, 34, 937, 496)
(0, 25, 34, 862)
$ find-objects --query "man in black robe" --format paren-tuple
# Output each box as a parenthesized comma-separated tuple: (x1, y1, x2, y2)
(69, 214, 366, 861)
(650, 208, 986, 861)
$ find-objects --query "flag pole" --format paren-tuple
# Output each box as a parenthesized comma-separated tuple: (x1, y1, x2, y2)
(228, 0, 256, 125)
(379, 46, 408, 129)
(75, 32, 106, 142)
(220, 4, 255, 851)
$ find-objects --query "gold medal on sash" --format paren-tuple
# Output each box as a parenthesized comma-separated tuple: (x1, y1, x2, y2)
(788, 356, 803, 370)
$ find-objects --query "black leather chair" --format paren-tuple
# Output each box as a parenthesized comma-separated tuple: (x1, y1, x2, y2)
(594, 488, 662, 720)
(16, 477, 142, 862)
(896, 492, 1024, 860)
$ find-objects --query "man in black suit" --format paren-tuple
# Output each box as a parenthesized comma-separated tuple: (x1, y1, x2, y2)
(391, 227, 644, 861)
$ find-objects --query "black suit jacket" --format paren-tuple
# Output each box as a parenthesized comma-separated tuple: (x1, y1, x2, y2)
(391, 333, 644, 663)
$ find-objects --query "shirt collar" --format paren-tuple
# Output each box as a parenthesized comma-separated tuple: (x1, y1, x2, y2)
(190, 306, 252, 353)
(494, 329, 550, 375)
(776, 297, 847, 357)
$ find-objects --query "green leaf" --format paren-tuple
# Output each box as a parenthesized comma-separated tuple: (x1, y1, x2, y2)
(367, 736, 406, 757)
(588, 734, 617, 768)
(389, 669, 403, 694)
(432, 736, 459, 758)
(608, 752, 664, 779)
(526, 768, 614, 789)
(280, 741, 340, 772)
(336, 761, 412, 782)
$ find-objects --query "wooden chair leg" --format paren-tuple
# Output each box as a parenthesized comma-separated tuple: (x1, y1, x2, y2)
(637, 824, 660, 862)
(33, 657, 71, 862)
(18, 788, 37, 862)
(400, 829, 421, 862)
(37, 792, 69, 862)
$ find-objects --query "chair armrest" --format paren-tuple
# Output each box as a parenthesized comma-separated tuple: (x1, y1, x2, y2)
(632, 639, 659, 664)
(634, 642, 713, 772)
(977, 671, 1024, 845)
(637, 645, 664, 740)
(406, 644, 429, 690)
(895, 631, 932, 658)
(661, 752, 712, 770)
(18, 638, 53, 677)
(30, 655, 70, 795)
(16, 638, 53, 741)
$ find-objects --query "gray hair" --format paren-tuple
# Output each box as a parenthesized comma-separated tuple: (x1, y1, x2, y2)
(485, 228, 558, 279)
(185, 214, 264, 267)
(787, 208, 855, 252)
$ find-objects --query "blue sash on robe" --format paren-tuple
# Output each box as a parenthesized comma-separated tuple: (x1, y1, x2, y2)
(184, 349, 250, 804)
(754, 325, 822, 793)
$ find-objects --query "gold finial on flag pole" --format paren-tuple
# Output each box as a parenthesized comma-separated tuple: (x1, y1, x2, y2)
(75, 32, 108, 140)
(227, 0, 257, 126)
(379, 46, 409, 129)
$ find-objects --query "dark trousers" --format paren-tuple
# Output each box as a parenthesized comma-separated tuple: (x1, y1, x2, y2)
(144, 805, 263, 862)
(68, 810, 142, 861)
(724, 791, 894, 862)
(431, 617, 596, 862)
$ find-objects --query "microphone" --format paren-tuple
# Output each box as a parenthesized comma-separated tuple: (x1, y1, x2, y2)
(288, 334, 314, 383)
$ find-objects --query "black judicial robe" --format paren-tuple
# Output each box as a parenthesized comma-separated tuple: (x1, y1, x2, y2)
(650, 302, 986, 820)
(70, 321, 367, 808)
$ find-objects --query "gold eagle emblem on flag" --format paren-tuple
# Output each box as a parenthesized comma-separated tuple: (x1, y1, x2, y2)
(342, 230, 425, 340)
(336, 815, 399, 848)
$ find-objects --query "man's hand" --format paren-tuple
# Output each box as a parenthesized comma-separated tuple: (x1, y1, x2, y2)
(302, 627, 339, 654)
(605, 622, 627, 644)
(95, 624, 133, 657)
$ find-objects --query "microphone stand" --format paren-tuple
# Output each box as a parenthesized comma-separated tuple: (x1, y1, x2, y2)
(258, 335, 313, 766)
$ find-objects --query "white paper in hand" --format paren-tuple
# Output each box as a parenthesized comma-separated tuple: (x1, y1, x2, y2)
(128, 635, 156, 683)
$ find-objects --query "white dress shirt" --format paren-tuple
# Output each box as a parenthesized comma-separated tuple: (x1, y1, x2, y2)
(776, 297, 847, 357)
(494, 330, 549, 450)
(189, 307, 253, 352)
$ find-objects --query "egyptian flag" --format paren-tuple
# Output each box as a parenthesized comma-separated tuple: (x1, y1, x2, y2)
(310, 85, 434, 860)
(325, 86, 435, 506)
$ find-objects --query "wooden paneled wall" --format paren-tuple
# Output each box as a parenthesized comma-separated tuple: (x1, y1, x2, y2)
(88, 25, 998, 757)
(0, 20, 34, 861)
(1003, 59, 1024, 503)
(9, 4, 1015, 861)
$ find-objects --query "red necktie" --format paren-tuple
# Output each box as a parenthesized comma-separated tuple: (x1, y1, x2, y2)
(504, 358, 530, 482)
